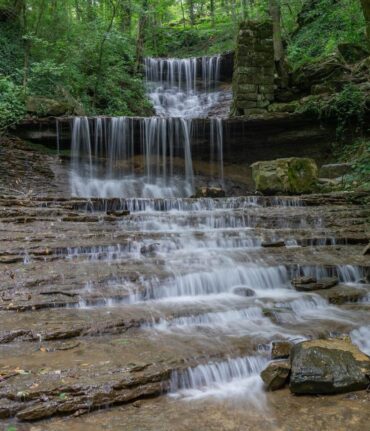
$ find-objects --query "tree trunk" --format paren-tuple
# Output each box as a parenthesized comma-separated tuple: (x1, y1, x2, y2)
(360, 0, 370, 49)
(187, 0, 195, 26)
(135, 0, 148, 72)
(180, 0, 186, 28)
(120, 0, 132, 33)
(210, 0, 215, 26)
(269, 0, 289, 87)
(93, 0, 117, 107)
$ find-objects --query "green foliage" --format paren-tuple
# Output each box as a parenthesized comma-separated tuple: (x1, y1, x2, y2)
(28, 60, 65, 96)
(288, 0, 366, 68)
(0, 76, 26, 130)
(338, 139, 370, 191)
(325, 84, 367, 137)
(145, 21, 235, 57)
(299, 84, 367, 139)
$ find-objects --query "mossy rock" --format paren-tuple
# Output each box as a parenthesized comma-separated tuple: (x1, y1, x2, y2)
(26, 96, 83, 117)
(251, 157, 318, 195)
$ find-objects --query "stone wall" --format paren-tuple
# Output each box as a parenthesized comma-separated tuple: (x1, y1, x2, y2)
(231, 20, 275, 116)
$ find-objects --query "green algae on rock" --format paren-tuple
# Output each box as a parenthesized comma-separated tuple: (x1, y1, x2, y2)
(251, 157, 318, 195)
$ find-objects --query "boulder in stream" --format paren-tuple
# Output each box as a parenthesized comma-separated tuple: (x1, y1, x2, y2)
(290, 338, 370, 395)
(251, 157, 318, 195)
(232, 286, 256, 297)
(261, 360, 291, 391)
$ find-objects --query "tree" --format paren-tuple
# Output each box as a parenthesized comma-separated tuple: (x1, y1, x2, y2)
(269, 0, 288, 87)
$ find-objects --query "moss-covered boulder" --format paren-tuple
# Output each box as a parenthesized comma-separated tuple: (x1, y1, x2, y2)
(290, 338, 370, 395)
(26, 96, 83, 117)
(251, 157, 318, 195)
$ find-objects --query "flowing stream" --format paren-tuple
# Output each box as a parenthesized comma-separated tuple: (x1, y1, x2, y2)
(59, 55, 370, 407)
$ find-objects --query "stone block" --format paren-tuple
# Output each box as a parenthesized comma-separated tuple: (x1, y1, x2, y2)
(239, 84, 258, 93)
(237, 101, 258, 109)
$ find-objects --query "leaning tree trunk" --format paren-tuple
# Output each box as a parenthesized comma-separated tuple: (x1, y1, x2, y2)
(360, 0, 370, 49)
(269, 0, 289, 88)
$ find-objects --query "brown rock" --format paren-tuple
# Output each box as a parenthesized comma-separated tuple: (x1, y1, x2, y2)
(292, 276, 338, 292)
(261, 360, 291, 391)
(271, 341, 293, 360)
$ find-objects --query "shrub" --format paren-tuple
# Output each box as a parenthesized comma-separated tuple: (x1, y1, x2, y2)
(0, 76, 26, 130)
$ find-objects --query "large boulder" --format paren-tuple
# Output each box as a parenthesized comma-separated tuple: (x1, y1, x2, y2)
(319, 163, 352, 179)
(26, 96, 83, 117)
(292, 55, 346, 93)
(251, 157, 318, 195)
(290, 338, 370, 395)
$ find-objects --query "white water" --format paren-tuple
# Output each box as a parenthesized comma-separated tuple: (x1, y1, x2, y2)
(145, 56, 222, 118)
(69, 55, 226, 198)
(351, 325, 370, 355)
(170, 356, 267, 405)
(63, 52, 370, 406)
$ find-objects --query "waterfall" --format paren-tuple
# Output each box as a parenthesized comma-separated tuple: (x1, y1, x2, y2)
(70, 116, 194, 198)
(144, 56, 222, 118)
(69, 54, 225, 198)
(170, 356, 267, 403)
(210, 117, 224, 185)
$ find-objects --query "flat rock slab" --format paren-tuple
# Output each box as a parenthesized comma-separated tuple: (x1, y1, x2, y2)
(290, 338, 370, 394)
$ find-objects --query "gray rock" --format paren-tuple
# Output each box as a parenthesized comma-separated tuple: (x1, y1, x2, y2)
(290, 338, 370, 394)
(261, 360, 291, 391)
(272, 340, 293, 360)
(140, 243, 160, 255)
(319, 163, 352, 179)
(363, 243, 370, 256)
(232, 286, 256, 297)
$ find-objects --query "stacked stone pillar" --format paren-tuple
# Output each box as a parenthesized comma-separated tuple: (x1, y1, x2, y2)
(231, 20, 275, 116)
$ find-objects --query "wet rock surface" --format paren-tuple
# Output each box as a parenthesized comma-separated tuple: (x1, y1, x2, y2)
(292, 276, 338, 292)
(261, 360, 291, 391)
(0, 160, 370, 427)
(271, 341, 293, 360)
(290, 338, 370, 395)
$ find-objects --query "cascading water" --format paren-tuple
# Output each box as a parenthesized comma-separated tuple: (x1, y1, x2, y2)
(69, 55, 226, 198)
(60, 52, 370, 412)
(145, 56, 222, 117)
